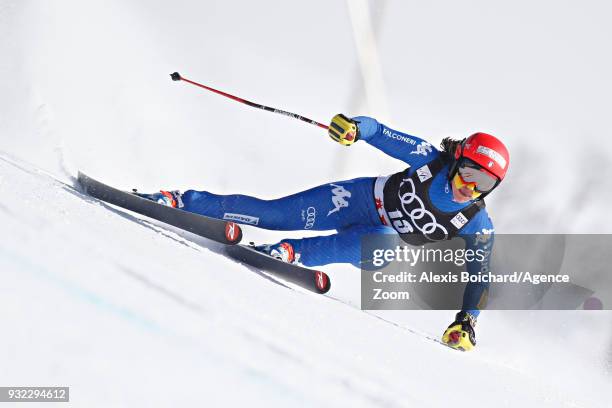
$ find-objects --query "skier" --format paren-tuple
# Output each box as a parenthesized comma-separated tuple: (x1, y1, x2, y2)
(140, 114, 509, 351)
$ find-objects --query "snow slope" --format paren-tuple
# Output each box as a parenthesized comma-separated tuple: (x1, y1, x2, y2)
(1, 152, 610, 407)
(1, 0, 611, 406)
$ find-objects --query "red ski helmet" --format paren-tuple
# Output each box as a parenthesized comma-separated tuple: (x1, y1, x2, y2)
(449, 132, 509, 198)
(457, 132, 509, 180)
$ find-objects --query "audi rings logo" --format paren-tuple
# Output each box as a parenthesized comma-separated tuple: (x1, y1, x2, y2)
(304, 206, 316, 229)
(392, 178, 448, 241)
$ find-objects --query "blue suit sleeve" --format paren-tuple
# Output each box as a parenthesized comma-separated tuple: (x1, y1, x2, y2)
(458, 211, 495, 318)
(354, 116, 439, 167)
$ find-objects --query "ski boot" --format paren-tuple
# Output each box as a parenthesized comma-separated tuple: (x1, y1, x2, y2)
(254, 242, 301, 265)
(441, 311, 477, 351)
(133, 189, 184, 209)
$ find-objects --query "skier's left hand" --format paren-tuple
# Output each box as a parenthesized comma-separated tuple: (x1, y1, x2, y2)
(328, 114, 359, 146)
(442, 311, 477, 351)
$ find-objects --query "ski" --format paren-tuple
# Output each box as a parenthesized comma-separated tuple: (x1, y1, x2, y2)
(77, 173, 329, 293)
(76, 172, 242, 245)
(224, 244, 331, 294)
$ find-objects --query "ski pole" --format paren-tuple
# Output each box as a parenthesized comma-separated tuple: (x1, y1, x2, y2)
(170, 72, 329, 130)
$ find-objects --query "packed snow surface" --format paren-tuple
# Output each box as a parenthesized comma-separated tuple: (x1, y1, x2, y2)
(1, 0, 611, 406)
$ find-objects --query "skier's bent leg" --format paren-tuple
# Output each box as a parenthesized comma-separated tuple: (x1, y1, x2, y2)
(181, 190, 290, 229)
(277, 225, 394, 267)
(180, 177, 380, 231)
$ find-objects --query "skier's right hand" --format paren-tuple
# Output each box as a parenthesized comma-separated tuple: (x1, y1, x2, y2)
(328, 114, 359, 146)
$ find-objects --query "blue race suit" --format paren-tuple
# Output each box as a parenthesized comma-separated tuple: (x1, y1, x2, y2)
(180, 116, 493, 316)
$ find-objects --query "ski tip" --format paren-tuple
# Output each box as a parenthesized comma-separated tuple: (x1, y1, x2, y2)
(224, 222, 242, 244)
(314, 270, 331, 294)
(75, 171, 89, 193)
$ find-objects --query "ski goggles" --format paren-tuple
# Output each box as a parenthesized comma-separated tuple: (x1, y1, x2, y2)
(456, 158, 500, 193)
(452, 174, 482, 199)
